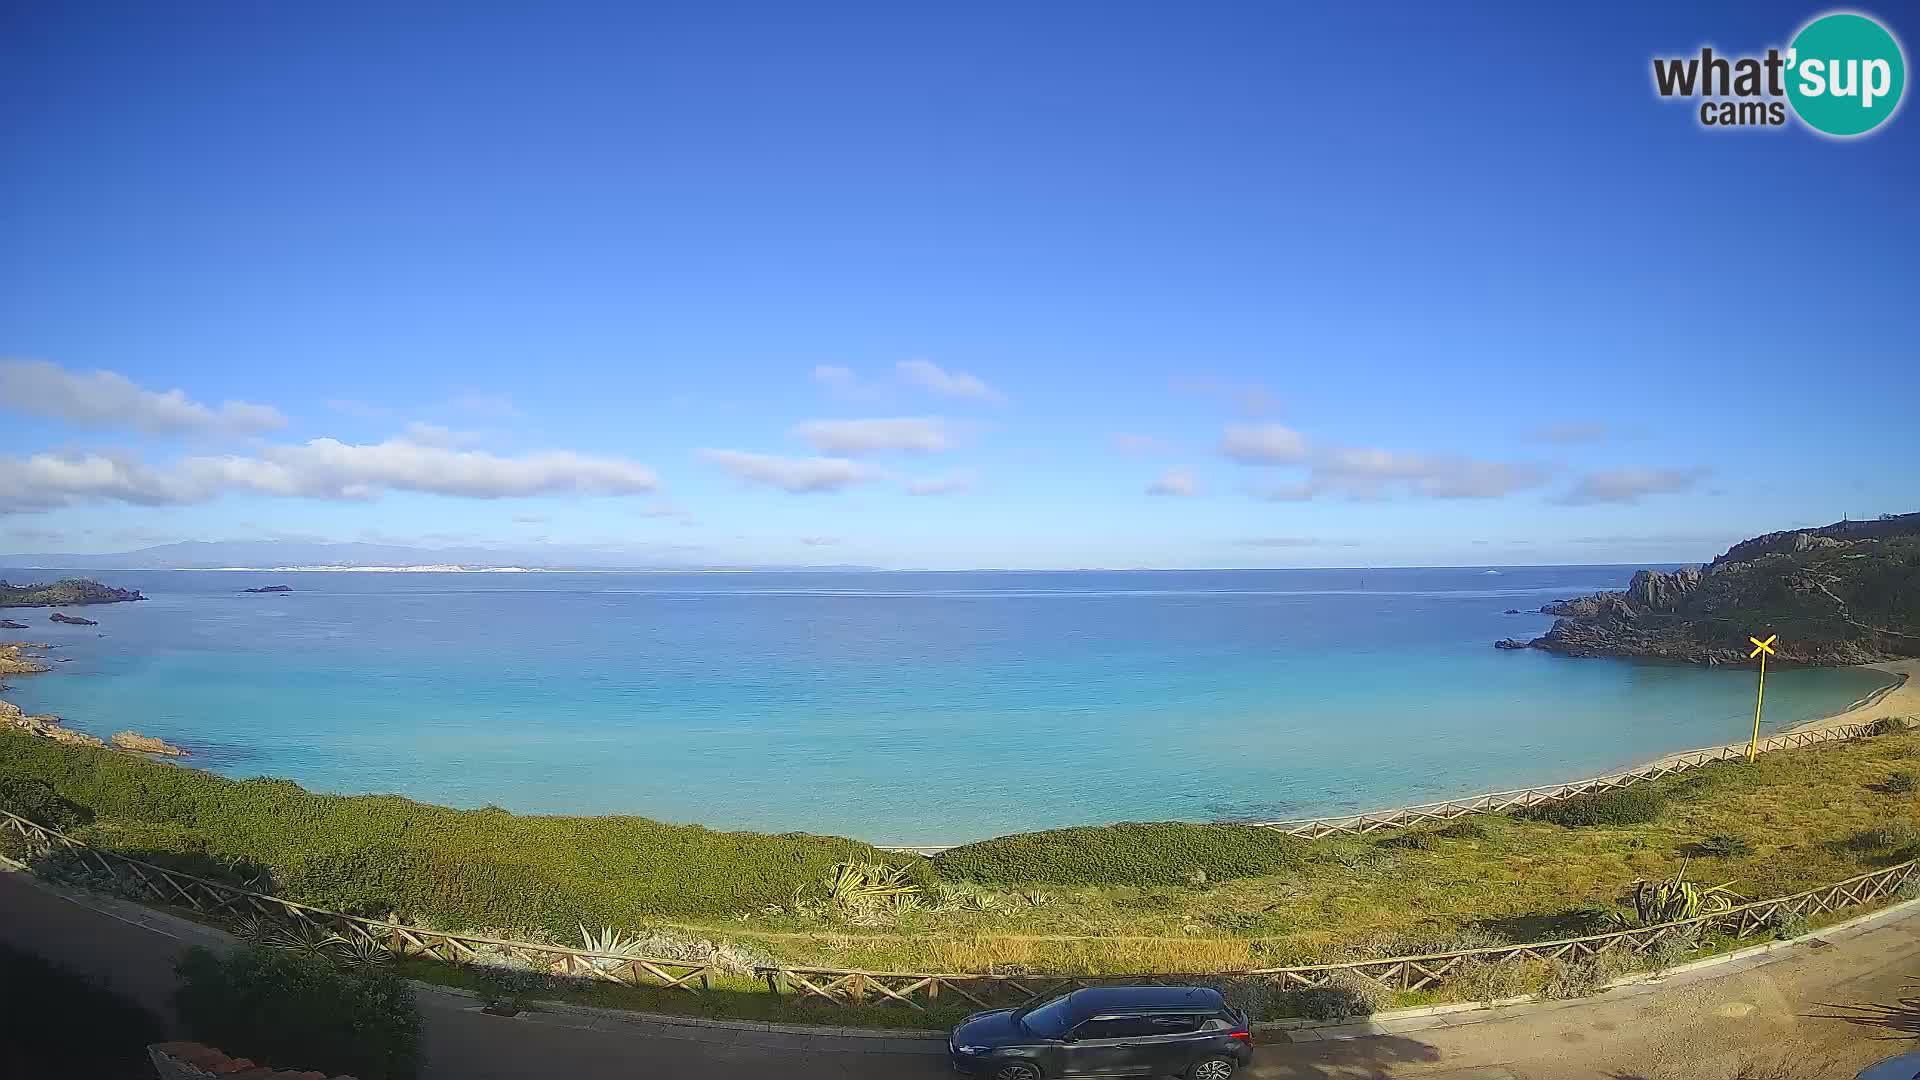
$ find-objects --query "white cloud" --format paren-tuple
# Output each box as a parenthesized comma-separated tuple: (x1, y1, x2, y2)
(1146, 467, 1199, 496)
(1557, 467, 1709, 505)
(1237, 536, 1361, 548)
(1314, 449, 1548, 499)
(1172, 377, 1278, 417)
(325, 398, 395, 420)
(1530, 421, 1611, 444)
(402, 421, 482, 448)
(792, 417, 955, 455)
(440, 392, 521, 419)
(0, 439, 660, 513)
(0, 359, 287, 435)
(897, 359, 1004, 403)
(698, 449, 879, 493)
(1113, 433, 1172, 455)
(1225, 424, 1547, 501)
(799, 535, 843, 546)
(810, 364, 884, 401)
(1220, 424, 1310, 464)
(904, 470, 977, 496)
(813, 365, 856, 388)
(512, 514, 548, 524)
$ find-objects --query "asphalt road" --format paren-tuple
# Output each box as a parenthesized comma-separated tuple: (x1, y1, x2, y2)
(2, 868, 1915, 1079)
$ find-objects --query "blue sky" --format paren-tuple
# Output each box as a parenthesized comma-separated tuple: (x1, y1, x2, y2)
(2, 1, 1914, 569)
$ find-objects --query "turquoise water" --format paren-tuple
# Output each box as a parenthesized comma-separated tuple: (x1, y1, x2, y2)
(0, 567, 1894, 844)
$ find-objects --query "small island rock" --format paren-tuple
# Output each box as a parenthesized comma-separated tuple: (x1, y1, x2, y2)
(49, 612, 99, 626)
(242, 584, 294, 594)
(1, 578, 145, 608)
(111, 730, 189, 757)
(1493, 638, 1530, 650)
(0, 619, 27, 629)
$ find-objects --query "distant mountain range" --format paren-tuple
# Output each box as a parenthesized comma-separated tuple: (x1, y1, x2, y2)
(0, 540, 875, 572)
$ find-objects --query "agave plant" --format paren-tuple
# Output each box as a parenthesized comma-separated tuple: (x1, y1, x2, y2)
(231, 913, 283, 943)
(260, 919, 349, 962)
(333, 933, 394, 973)
(821, 862, 920, 905)
(1618, 861, 1743, 928)
(578, 923, 649, 957)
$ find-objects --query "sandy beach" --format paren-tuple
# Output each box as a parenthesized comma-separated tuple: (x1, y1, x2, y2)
(1786, 658, 1919, 733)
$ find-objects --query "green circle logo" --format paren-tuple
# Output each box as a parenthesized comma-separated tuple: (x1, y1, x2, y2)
(1786, 12, 1906, 136)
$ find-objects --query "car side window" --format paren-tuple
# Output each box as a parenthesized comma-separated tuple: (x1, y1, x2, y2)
(1071, 1017, 1156, 1041)
(1144, 1013, 1203, 1034)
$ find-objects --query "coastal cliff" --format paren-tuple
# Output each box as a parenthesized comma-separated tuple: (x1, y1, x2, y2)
(0, 578, 145, 608)
(1501, 512, 1920, 666)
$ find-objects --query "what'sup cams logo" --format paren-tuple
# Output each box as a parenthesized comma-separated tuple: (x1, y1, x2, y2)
(1653, 10, 1906, 136)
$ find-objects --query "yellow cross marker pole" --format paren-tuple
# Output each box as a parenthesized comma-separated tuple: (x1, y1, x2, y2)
(1747, 634, 1777, 762)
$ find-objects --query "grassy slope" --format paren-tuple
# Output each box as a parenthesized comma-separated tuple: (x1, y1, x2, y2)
(4, 727, 1918, 978)
(0, 732, 926, 936)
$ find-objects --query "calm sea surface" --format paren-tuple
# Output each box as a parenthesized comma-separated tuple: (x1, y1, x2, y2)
(0, 567, 1894, 843)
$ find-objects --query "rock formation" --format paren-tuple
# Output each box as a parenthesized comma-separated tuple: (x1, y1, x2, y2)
(242, 584, 294, 593)
(0, 578, 145, 608)
(1494, 513, 1920, 666)
(111, 730, 189, 756)
(49, 612, 98, 626)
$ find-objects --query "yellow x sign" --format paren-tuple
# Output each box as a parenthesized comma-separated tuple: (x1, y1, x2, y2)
(1749, 634, 1777, 659)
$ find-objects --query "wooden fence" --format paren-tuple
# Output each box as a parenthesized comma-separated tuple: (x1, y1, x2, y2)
(760, 856, 1920, 1011)
(1250, 722, 1893, 839)
(2, 802, 1915, 1015)
(0, 809, 715, 993)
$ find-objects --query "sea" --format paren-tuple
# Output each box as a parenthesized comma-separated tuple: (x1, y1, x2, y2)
(0, 566, 1895, 845)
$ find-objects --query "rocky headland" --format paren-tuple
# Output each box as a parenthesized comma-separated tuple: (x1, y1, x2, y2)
(0, 578, 145, 608)
(1497, 513, 1920, 666)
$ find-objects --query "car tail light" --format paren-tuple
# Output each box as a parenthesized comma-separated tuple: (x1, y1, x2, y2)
(1229, 1029, 1252, 1041)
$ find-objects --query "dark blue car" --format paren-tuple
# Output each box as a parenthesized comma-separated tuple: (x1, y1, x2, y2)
(949, 985, 1252, 1079)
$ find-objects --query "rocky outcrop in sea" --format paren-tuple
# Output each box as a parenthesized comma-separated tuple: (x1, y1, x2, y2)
(49, 612, 98, 626)
(111, 730, 189, 756)
(1494, 514, 1920, 666)
(0, 578, 145, 608)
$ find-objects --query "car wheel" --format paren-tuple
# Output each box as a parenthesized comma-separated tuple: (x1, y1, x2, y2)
(992, 1063, 1043, 1080)
(1189, 1057, 1236, 1080)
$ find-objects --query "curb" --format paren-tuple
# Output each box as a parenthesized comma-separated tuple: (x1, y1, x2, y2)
(1264, 895, 1920, 1042)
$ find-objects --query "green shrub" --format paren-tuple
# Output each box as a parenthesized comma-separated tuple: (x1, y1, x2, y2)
(1766, 909, 1810, 940)
(1377, 830, 1433, 851)
(174, 945, 420, 1080)
(0, 732, 920, 934)
(934, 822, 1308, 887)
(1278, 969, 1388, 1021)
(1883, 771, 1917, 795)
(1542, 953, 1630, 999)
(1524, 785, 1668, 828)
(1643, 930, 1700, 971)
(0, 942, 165, 1079)
(1693, 832, 1754, 858)
(1436, 817, 1491, 840)
(1847, 821, 1920, 852)
(0, 777, 93, 832)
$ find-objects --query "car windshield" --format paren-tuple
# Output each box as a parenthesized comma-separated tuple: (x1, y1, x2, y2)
(1018, 995, 1077, 1038)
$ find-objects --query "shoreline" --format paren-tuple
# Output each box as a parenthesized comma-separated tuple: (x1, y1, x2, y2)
(4, 635, 1915, 846)
(1779, 658, 1916, 733)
